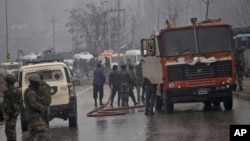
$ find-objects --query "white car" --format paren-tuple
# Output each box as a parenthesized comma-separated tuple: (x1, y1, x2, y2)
(18, 60, 80, 131)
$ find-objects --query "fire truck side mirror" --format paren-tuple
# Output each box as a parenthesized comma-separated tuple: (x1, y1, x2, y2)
(141, 39, 148, 57)
(141, 38, 156, 57)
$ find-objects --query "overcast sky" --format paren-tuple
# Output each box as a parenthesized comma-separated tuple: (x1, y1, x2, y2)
(0, 0, 246, 62)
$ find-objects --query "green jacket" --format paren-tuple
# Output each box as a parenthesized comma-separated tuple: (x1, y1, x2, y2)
(3, 85, 21, 116)
(24, 87, 45, 121)
(39, 81, 51, 106)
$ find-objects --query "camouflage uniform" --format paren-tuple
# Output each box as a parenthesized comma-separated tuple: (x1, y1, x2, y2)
(3, 75, 21, 141)
(39, 80, 51, 125)
(0, 81, 7, 123)
(128, 65, 138, 106)
(23, 73, 51, 141)
(235, 48, 245, 91)
(119, 65, 131, 107)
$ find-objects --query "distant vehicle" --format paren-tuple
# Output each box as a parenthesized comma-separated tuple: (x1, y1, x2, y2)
(124, 49, 142, 66)
(98, 50, 125, 69)
(18, 52, 38, 66)
(73, 52, 94, 62)
(37, 47, 64, 62)
(234, 32, 250, 77)
(18, 60, 80, 131)
(63, 59, 74, 71)
(0, 62, 20, 76)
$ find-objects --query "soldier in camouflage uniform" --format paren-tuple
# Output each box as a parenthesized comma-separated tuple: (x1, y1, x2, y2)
(119, 65, 131, 107)
(39, 74, 51, 125)
(235, 47, 245, 91)
(0, 74, 7, 124)
(3, 74, 21, 141)
(23, 73, 51, 141)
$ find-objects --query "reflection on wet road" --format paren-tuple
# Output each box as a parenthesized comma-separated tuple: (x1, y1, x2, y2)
(1, 85, 250, 141)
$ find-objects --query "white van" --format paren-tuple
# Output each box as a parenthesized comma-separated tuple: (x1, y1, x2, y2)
(0, 62, 20, 76)
(18, 60, 80, 131)
(124, 49, 142, 65)
(73, 52, 94, 62)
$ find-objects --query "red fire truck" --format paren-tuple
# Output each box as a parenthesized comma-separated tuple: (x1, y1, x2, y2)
(141, 18, 236, 113)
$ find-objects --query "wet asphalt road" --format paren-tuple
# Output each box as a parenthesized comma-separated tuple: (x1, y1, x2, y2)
(1, 84, 250, 141)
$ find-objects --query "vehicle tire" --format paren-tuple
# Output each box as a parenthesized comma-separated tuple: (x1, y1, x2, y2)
(165, 98, 174, 114)
(203, 101, 211, 110)
(69, 116, 77, 128)
(223, 97, 233, 110)
(213, 101, 220, 107)
(21, 120, 28, 132)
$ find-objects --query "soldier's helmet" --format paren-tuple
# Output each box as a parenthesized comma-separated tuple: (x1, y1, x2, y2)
(28, 73, 41, 82)
(4, 74, 16, 85)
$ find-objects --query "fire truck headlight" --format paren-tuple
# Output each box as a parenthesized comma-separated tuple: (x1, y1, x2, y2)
(169, 82, 174, 88)
(227, 77, 232, 83)
(222, 81, 225, 85)
(177, 85, 181, 88)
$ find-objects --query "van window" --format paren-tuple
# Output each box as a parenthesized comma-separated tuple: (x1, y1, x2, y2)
(25, 70, 63, 83)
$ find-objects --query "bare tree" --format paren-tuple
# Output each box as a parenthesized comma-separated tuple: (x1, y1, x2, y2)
(234, 0, 250, 27)
(159, 0, 188, 27)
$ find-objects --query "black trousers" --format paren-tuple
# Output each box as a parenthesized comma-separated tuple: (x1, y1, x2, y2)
(129, 88, 137, 104)
(93, 84, 104, 101)
(111, 86, 120, 105)
(145, 84, 157, 113)
(0, 104, 3, 122)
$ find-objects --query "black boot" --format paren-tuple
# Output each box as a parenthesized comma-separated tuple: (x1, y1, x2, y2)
(100, 99, 104, 106)
(94, 99, 97, 107)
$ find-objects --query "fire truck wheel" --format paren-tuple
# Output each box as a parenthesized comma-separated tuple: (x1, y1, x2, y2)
(203, 101, 211, 110)
(212, 101, 220, 107)
(165, 98, 174, 114)
(223, 97, 233, 110)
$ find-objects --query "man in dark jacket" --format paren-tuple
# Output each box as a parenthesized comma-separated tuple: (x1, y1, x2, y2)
(108, 65, 120, 107)
(93, 63, 106, 107)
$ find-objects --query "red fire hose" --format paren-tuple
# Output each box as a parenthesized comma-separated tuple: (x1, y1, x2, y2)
(86, 84, 145, 117)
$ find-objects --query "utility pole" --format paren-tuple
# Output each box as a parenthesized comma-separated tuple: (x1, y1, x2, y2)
(5, 0, 9, 62)
(50, 16, 57, 50)
(117, 0, 120, 47)
(203, 0, 213, 20)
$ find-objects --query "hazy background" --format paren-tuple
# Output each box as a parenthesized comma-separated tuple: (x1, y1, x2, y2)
(0, 0, 247, 62)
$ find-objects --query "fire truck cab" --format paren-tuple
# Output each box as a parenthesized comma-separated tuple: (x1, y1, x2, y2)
(141, 18, 236, 113)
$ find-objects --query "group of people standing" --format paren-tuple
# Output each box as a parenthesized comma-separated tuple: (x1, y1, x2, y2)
(0, 73, 51, 141)
(92, 61, 143, 107)
(92, 59, 156, 115)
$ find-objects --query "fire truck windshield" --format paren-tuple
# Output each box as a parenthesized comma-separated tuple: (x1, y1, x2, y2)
(160, 26, 232, 57)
